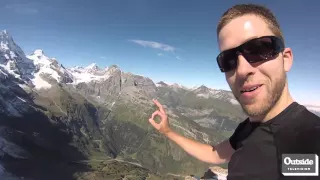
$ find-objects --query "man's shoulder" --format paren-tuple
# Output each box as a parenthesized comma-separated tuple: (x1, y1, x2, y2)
(283, 104, 320, 139)
(276, 102, 320, 128)
(288, 103, 320, 127)
(273, 103, 320, 153)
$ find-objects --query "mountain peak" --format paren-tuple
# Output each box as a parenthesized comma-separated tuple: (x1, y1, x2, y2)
(0, 29, 9, 35)
(105, 64, 120, 72)
(108, 64, 119, 69)
(156, 81, 168, 87)
(0, 30, 14, 50)
(0, 30, 10, 37)
(198, 85, 209, 90)
(85, 63, 99, 70)
(193, 85, 211, 94)
(33, 49, 45, 57)
(157, 81, 168, 85)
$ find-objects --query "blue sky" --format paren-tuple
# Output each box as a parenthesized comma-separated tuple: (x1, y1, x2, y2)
(0, 0, 319, 105)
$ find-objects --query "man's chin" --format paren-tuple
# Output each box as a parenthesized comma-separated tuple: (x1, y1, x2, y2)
(239, 100, 268, 117)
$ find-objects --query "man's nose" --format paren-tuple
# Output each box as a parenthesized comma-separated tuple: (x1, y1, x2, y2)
(235, 55, 256, 77)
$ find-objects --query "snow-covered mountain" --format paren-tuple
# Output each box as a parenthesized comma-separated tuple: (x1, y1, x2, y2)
(0, 30, 116, 91)
(26, 49, 74, 89)
(2, 29, 320, 116)
(0, 29, 240, 108)
(26, 49, 123, 89)
(0, 30, 35, 82)
(68, 63, 116, 84)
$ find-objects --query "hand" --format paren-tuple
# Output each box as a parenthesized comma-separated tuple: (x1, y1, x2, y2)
(149, 99, 172, 135)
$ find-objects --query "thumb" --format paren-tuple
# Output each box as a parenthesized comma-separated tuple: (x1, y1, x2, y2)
(149, 118, 159, 129)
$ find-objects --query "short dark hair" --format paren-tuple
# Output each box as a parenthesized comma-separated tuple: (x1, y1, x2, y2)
(217, 4, 284, 44)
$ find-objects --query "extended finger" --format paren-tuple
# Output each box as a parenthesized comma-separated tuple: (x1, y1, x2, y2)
(152, 99, 166, 115)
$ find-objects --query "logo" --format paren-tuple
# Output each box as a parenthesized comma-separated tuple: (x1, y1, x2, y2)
(282, 154, 319, 176)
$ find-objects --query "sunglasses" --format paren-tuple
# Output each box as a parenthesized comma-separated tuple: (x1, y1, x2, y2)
(216, 36, 285, 72)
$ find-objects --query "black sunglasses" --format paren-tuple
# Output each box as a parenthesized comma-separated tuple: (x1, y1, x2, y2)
(216, 36, 285, 72)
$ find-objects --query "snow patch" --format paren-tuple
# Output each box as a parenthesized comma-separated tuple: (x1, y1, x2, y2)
(197, 93, 210, 98)
(18, 83, 28, 89)
(0, 42, 9, 50)
(196, 89, 219, 98)
(9, 51, 16, 58)
(70, 70, 110, 84)
(68, 65, 111, 84)
(4, 54, 9, 60)
(31, 73, 52, 89)
(110, 101, 116, 109)
(0, 61, 20, 79)
(34, 49, 44, 57)
(17, 96, 26, 103)
(230, 99, 239, 105)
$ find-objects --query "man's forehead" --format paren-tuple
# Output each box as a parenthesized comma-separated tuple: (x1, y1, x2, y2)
(218, 15, 273, 51)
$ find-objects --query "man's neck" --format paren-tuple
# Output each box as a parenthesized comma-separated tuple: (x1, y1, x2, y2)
(249, 85, 294, 123)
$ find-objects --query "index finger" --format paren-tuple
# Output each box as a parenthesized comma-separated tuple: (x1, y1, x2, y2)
(152, 99, 166, 114)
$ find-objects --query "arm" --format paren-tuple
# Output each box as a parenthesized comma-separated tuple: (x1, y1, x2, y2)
(149, 99, 235, 164)
(165, 130, 235, 164)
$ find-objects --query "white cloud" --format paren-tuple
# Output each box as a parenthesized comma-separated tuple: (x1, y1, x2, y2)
(100, 56, 107, 59)
(130, 39, 176, 52)
(175, 56, 182, 60)
(157, 53, 163, 56)
(5, 4, 38, 14)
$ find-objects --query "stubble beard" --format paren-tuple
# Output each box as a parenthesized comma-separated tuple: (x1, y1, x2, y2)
(236, 72, 287, 118)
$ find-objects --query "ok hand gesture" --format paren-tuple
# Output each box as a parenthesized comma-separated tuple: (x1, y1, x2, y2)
(148, 99, 172, 135)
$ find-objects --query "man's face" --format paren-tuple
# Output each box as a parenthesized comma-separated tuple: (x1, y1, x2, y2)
(218, 15, 292, 119)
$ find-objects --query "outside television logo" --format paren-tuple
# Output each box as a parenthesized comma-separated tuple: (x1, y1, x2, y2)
(282, 154, 319, 176)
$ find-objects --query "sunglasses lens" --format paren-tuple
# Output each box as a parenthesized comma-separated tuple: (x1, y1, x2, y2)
(217, 36, 284, 72)
(242, 36, 280, 62)
(217, 49, 237, 72)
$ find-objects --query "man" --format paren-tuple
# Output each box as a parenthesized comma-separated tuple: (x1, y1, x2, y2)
(148, 3, 320, 180)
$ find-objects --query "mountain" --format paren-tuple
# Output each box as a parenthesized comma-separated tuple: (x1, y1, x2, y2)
(0, 30, 245, 179)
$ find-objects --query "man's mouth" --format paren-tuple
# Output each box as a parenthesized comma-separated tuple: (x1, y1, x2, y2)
(240, 84, 263, 93)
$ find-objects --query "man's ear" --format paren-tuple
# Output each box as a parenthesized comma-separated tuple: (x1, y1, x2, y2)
(283, 48, 293, 72)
